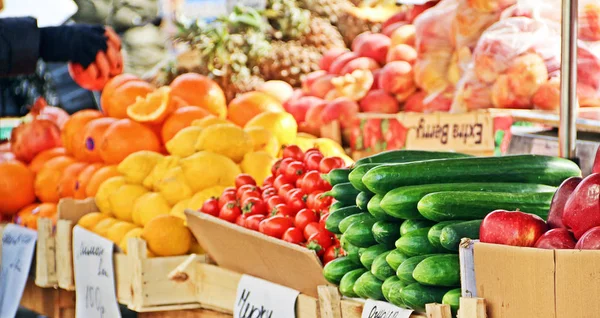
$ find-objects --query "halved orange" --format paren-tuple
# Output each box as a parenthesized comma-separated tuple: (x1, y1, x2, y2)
(126, 86, 175, 124)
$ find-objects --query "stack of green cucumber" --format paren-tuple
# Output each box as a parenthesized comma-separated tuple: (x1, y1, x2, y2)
(321, 150, 580, 313)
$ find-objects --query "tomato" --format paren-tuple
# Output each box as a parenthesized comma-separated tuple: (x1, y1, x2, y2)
(298, 171, 324, 194)
(275, 184, 293, 201)
(244, 214, 265, 231)
(305, 153, 324, 171)
(263, 175, 274, 186)
(259, 216, 294, 238)
(277, 158, 294, 176)
(284, 161, 306, 183)
(307, 231, 333, 255)
(319, 157, 345, 173)
(322, 245, 343, 265)
(303, 148, 321, 161)
(241, 197, 267, 216)
(241, 190, 261, 204)
(271, 159, 283, 176)
(199, 197, 220, 217)
(303, 222, 325, 240)
(266, 196, 285, 212)
(294, 209, 319, 232)
(282, 227, 305, 244)
(272, 203, 293, 217)
(235, 214, 246, 227)
(235, 174, 256, 188)
(219, 201, 241, 223)
(286, 189, 307, 215)
(218, 190, 237, 209)
(320, 212, 330, 227)
(282, 145, 305, 161)
(273, 174, 291, 190)
(237, 184, 259, 199)
(261, 186, 277, 200)
(306, 191, 332, 212)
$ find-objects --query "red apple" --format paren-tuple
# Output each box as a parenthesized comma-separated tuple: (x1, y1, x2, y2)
(329, 52, 359, 75)
(302, 70, 327, 93)
(480, 210, 548, 247)
(359, 89, 400, 114)
(593, 146, 600, 174)
(534, 228, 576, 249)
(319, 48, 350, 72)
(321, 97, 360, 128)
(382, 11, 408, 29)
(547, 177, 583, 229)
(309, 75, 336, 99)
(386, 44, 418, 64)
(379, 61, 415, 95)
(354, 33, 392, 65)
(563, 173, 600, 239)
(340, 57, 380, 75)
(575, 226, 600, 249)
(383, 22, 408, 38)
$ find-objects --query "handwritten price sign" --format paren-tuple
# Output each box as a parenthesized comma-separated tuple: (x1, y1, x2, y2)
(73, 226, 120, 318)
(0, 224, 37, 317)
(362, 299, 414, 318)
(234, 275, 299, 318)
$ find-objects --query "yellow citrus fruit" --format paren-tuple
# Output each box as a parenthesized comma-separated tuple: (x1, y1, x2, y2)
(117, 151, 163, 184)
(313, 138, 347, 157)
(142, 155, 180, 190)
(154, 166, 193, 205)
(240, 151, 276, 186)
(244, 111, 297, 146)
(170, 199, 190, 221)
(118, 228, 155, 257)
(132, 192, 172, 226)
(244, 127, 280, 157)
(108, 184, 148, 222)
(338, 153, 354, 167)
(194, 124, 253, 163)
(191, 115, 232, 129)
(179, 151, 240, 192)
(165, 126, 203, 158)
(297, 132, 317, 139)
(187, 185, 228, 211)
(92, 218, 118, 237)
(77, 212, 109, 230)
(106, 221, 139, 244)
(293, 136, 315, 152)
(95, 176, 126, 215)
(142, 215, 192, 256)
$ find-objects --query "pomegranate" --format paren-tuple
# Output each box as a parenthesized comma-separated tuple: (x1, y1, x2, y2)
(27, 98, 70, 129)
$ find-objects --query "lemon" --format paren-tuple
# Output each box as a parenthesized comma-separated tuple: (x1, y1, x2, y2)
(92, 218, 118, 237)
(244, 127, 280, 157)
(170, 199, 190, 221)
(179, 151, 241, 192)
(118, 228, 154, 257)
(77, 212, 109, 230)
(95, 176, 126, 215)
(165, 126, 203, 158)
(245, 111, 297, 146)
(117, 151, 163, 184)
(297, 132, 317, 139)
(142, 155, 180, 190)
(240, 151, 276, 186)
(188, 186, 228, 211)
(194, 124, 253, 163)
(191, 115, 232, 129)
(106, 222, 139, 244)
(142, 215, 192, 256)
(132, 192, 172, 226)
(154, 166, 193, 205)
(313, 138, 347, 157)
(293, 136, 315, 152)
(108, 184, 148, 222)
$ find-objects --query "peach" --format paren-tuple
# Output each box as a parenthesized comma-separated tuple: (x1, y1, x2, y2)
(577, 44, 600, 90)
(396, 86, 418, 103)
(386, 44, 418, 64)
(257, 80, 294, 103)
(352, 32, 373, 52)
(404, 91, 427, 112)
(422, 93, 452, 113)
(408, 1, 440, 23)
(286, 96, 327, 123)
(466, 0, 516, 13)
(580, 3, 600, 41)
(452, 1, 500, 50)
(577, 83, 600, 107)
(491, 75, 532, 109)
(319, 48, 350, 72)
(414, 52, 452, 93)
(371, 69, 383, 90)
(329, 52, 359, 75)
(391, 24, 416, 48)
(354, 33, 392, 65)
(532, 77, 559, 111)
(331, 70, 374, 101)
(309, 75, 336, 99)
(379, 61, 415, 96)
(359, 89, 400, 114)
(340, 57, 380, 75)
(460, 81, 494, 110)
(302, 70, 327, 92)
(383, 11, 408, 29)
(383, 22, 408, 38)
(321, 97, 360, 128)
(304, 102, 327, 131)
(505, 53, 548, 98)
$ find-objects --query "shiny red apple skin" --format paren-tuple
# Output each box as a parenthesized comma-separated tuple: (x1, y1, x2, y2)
(534, 228, 576, 249)
(575, 226, 600, 249)
(480, 210, 548, 247)
(547, 177, 583, 229)
(563, 174, 600, 239)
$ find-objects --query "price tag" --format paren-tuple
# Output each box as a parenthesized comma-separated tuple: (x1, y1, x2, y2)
(0, 224, 37, 318)
(73, 226, 121, 318)
(362, 299, 414, 318)
(234, 274, 300, 318)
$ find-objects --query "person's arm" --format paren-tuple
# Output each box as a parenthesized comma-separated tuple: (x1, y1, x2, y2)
(0, 17, 41, 76)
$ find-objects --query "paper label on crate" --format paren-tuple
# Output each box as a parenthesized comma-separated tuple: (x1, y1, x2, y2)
(361, 299, 414, 318)
(234, 274, 300, 318)
(0, 224, 37, 318)
(73, 226, 121, 318)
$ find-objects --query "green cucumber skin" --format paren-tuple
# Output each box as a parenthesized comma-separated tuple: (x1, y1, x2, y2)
(324, 168, 351, 186)
(329, 201, 346, 213)
(356, 191, 374, 211)
(353, 272, 384, 300)
(382, 276, 401, 302)
(339, 212, 376, 233)
(396, 254, 432, 284)
(326, 182, 361, 205)
(325, 206, 362, 234)
(371, 251, 396, 280)
(340, 236, 362, 265)
(349, 164, 380, 192)
(395, 228, 445, 256)
(322, 256, 362, 285)
(413, 254, 460, 287)
(368, 194, 398, 221)
(354, 150, 472, 166)
(339, 268, 367, 298)
(386, 280, 408, 308)
(372, 221, 401, 246)
(443, 288, 461, 315)
(440, 220, 483, 251)
(386, 249, 409, 271)
(400, 283, 451, 312)
(428, 221, 464, 249)
(360, 244, 389, 270)
(344, 220, 378, 247)
(400, 219, 435, 236)
(363, 155, 581, 194)
(380, 183, 556, 220)
(418, 191, 553, 221)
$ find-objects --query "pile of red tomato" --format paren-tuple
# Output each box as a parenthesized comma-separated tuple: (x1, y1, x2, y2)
(199, 145, 347, 265)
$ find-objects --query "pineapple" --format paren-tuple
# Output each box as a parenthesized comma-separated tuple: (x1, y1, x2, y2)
(257, 41, 321, 87)
(336, 4, 402, 46)
(297, 0, 353, 25)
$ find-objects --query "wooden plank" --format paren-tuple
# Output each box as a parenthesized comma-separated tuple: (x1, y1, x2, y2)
(426, 304, 452, 318)
(56, 219, 74, 290)
(20, 278, 75, 318)
(320, 120, 342, 145)
(459, 238, 477, 297)
(138, 308, 232, 318)
(318, 285, 342, 318)
(508, 108, 600, 133)
(340, 299, 428, 318)
(35, 217, 57, 288)
(458, 298, 486, 318)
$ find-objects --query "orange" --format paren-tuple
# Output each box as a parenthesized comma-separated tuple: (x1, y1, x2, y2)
(85, 165, 119, 197)
(160, 106, 211, 143)
(34, 156, 76, 203)
(61, 110, 103, 156)
(126, 86, 176, 124)
(29, 147, 67, 174)
(15, 203, 38, 226)
(227, 91, 284, 126)
(73, 163, 104, 199)
(99, 119, 161, 164)
(25, 203, 57, 229)
(80, 117, 118, 162)
(169, 73, 227, 118)
(0, 161, 36, 215)
(57, 162, 89, 198)
(101, 76, 154, 118)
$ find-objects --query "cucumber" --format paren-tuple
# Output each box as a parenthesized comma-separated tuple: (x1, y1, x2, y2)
(323, 182, 360, 205)
(344, 220, 378, 247)
(355, 150, 472, 166)
(360, 244, 389, 270)
(385, 249, 408, 271)
(396, 255, 432, 284)
(387, 279, 408, 308)
(440, 220, 483, 251)
(353, 272, 384, 300)
(363, 155, 581, 194)
(372, 221, 401, 246)
(418, 191, 553, 221)
(323, 168, 351, 186)
(339, 212, 376, 233)
(329, 201, 346, 212)
(340, 235, 362, 265)
(371, 251, 396, 280)
(413, 254, 460, 287)
(326, 206, 362, 234)
(400, 219, 435, 236)
(382, 276, 402, 302)
(339, 268, 367, 298)
(367, 194, 397, 221)
(443, 288, 461, 315)
(396, 228, 445, 257)
(400, 283, 451, 312)
(380, 183, 557, 220)
(349, 164, 380, 192)
(356, 191, 374, 211)
(322, 256, 362, 285)
(428, 221, 463, 249)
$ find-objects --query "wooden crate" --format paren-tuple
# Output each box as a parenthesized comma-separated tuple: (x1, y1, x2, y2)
(20, 278, 76, 318)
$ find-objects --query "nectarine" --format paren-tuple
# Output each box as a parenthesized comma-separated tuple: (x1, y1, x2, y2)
(302, 71, 327, 93)
(391, 25, 416, 48)
(319, 48, 350, 72)
(386, 44, 418, 64)
(354, 33, 392, 65)
(359, 89, 400, 114)
(532, 77, 559, 111)
(329, 52, 359, 75)
(379, 61, 415, 96)
(340, 57, 380, 75)
(321, 97, 359, 128)
(309, 75, 336, 99)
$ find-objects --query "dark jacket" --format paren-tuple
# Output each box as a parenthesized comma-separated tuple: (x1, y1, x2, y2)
(0, 17, 40, 77)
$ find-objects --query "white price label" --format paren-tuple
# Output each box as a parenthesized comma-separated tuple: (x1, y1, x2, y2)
(362, 299, 414, 318)
(234, 275, 299, 318)
(0, 224, 37, 318)
(73, 226, 121, 318)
